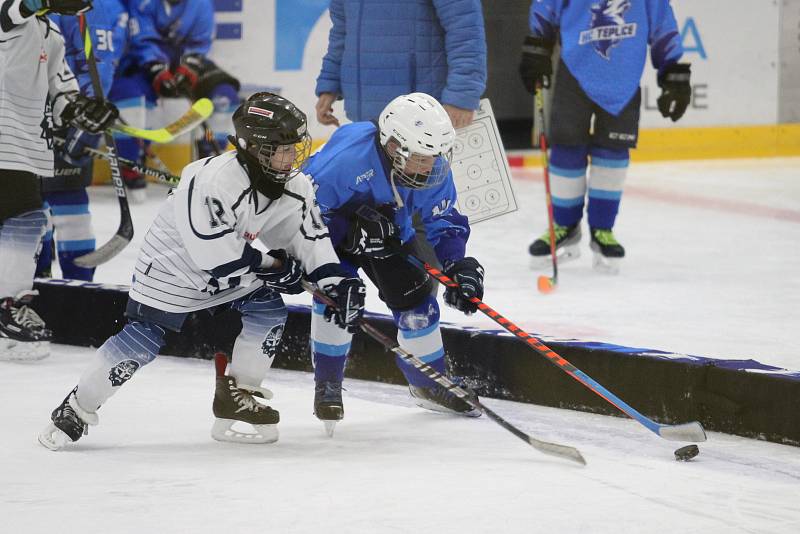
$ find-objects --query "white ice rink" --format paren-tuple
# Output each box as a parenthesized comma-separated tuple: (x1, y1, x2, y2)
(2, 158, 799, 532)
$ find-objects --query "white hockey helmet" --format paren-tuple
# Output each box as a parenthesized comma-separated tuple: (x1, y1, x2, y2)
(378, 93, 456, 189)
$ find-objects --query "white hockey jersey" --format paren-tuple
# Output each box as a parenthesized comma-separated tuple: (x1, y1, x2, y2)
(0, 1, 79, 176)
(129, 152, 341, 313)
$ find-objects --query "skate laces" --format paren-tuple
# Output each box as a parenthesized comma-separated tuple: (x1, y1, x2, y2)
(538, 224, 570, 242)
(592, 229, 619, 246)
(11, 303, 46, 330)
(229, 383, 264, 414)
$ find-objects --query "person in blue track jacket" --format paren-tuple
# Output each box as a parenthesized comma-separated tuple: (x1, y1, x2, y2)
(36, 0, 129, 281)
(520, 0, 691, 274)
(314, 0, 487, 130)
(303, 92, 488, 428)
(109, 0, 240, 201)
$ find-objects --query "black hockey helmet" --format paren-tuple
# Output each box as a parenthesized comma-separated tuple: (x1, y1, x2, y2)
(231, 92, 312, 191)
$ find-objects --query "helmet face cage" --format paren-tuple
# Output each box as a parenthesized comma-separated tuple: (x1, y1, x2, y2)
(387, 138, 453, 190)
(246, 133, 312, 184)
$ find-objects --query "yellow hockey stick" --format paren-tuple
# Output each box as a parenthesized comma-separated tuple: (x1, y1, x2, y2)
(112, 98, 214, 143)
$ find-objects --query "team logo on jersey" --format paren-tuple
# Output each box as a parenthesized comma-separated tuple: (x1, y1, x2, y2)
(261, 324, 284, 356)
(108, 359, 140, 387)
(248, 106, 274, 119)
(244, 230, 259, 241)
(355, 168, 375, 184)
(39, 50, 48, 63)
(579, 0, 637, 60)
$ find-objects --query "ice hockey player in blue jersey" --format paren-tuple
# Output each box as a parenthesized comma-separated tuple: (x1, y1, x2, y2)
(38, 93, 365, 450)
(304, 93, 486, 428)
(36, 0, 129, 281)
(520, 0, 691, 273)
(109, 0, 240, 201)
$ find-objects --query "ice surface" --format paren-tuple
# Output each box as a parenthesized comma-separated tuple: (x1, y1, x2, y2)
(2, 347, 799, 533)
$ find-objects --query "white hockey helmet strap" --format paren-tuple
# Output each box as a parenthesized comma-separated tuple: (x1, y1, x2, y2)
(379, 93, 456, 189)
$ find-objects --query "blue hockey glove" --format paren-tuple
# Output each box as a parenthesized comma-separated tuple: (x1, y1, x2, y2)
(443, 257, 484, 315)
(58, 127, 100, 168)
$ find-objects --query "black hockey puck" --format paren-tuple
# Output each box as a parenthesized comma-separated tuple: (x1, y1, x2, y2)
(674, 444, 699, 461)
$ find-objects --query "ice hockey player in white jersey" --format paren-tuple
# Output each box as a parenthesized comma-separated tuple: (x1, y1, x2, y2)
(0, 0, 119, 361)
(39, 93, 366, 450)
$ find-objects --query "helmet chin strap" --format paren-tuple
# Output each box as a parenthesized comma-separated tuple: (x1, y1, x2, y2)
(388, 171, 405, 208)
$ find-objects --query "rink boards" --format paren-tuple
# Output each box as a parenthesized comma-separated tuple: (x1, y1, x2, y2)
(32, 278, 800, 447)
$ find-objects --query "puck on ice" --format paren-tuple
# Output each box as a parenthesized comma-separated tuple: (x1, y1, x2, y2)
(674, 444, 699, 461)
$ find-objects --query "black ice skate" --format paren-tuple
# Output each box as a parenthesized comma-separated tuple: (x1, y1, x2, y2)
(38, 387, 99, 451)
(314, 380, 343, 437)
(408, 383, 481, 418)
(0, 290, 52, 361)
(528, 223, 581, 267)
(211, 354, 279, 444)
(590, 228, 625, 274)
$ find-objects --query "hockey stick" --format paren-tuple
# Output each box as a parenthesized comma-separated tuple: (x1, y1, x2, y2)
(301, 280, 586, 465)
(54, 137, 179, 185)
(111, 98, 214, 143)
(399, 250, 707, 443)
(73, 15, 133, 268)
(534, 86, 558, 294)
(355, 202, 706, 443)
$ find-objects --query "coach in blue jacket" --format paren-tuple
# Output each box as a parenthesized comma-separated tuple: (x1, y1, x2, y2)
(315, 0, 487, 129)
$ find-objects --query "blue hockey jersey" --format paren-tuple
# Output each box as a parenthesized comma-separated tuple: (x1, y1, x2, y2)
(122, 0, 213, 70)
(49, 0, 129, 96)
(303, 122, 470, 265)
(530, 0, 683, 115)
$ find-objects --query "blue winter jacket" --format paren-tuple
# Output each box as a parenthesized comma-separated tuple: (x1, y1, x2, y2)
(315, 0, 487, 122)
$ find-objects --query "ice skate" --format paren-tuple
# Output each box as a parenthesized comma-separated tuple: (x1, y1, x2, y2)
(39, 388, 98, 451)
(314, 381, 344, 437)
(0, 290, 52, 361)
(528, 223, 581, 267)
(408, 383, 481, 417)
(590, 228, 625, 275)
(211, 368, 279, 444)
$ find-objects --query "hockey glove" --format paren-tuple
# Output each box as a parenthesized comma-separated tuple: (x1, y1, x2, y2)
(519, 36, 553, 93)
(322, 277, 366, 334)
(443, 257, 484, 315)
(21, 0, 91, 16)
(657, 63, 691, 122)
(255, 249, 304, 294)
(173, 54, 202, 97)
(343, 210, 400, 259)
(60, 94, 119, 135)
(147, 62, 181, 98)
(59, 127, 101, 168)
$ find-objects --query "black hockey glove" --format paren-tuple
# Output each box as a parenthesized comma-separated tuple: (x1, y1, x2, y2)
(519, 36, 554, 93)
(443, 257, 484, 315)
(147, 62, 181, 98)
(21, 0, 92, 16)
(58, 127, 101, 167)
(60, 94, 119, 135)
(657, 63, 691, 122)
(342, 212, 400, 259)
(255, 249, 304, 294)
(322, 277, 366, 334)
(173, 54, 202, 97)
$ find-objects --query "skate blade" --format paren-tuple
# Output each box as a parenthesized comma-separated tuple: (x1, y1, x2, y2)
(323, 420, 337, 438)
(38, 422, 71, 451)
(529, 244, 581, 269)
(413, 398, 482, 418)
(592, 252, 621, 275)
(0, 340, 50, 362)
(211, 418, 278, 444)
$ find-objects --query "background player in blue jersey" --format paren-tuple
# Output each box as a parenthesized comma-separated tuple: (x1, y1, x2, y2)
(37, 0, 129, 281)
(303, 93, 487, 428)
(520, 0, 691, 273)
(109, 0, 240, 201)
